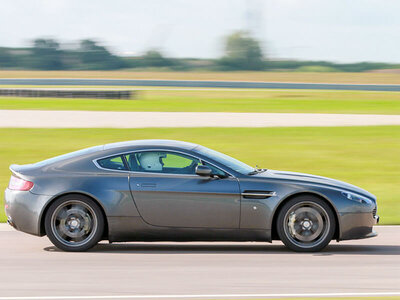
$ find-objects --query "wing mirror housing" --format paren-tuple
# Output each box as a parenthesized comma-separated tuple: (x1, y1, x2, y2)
(195, 165, 213, 177)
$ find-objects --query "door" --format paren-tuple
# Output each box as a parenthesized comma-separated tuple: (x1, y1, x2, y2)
(126, 150, 240, 228)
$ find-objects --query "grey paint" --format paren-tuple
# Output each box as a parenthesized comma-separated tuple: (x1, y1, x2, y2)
(1, 78, 400, 91)
(4, 140, 378, 243)
(129, 173, 240, 228)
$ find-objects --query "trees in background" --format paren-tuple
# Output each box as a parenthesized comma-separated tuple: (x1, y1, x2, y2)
(141, 50, 174, 67)
(126, 50, 184, 69)
(77, 39, 126, 70)
(31, 39, 63, 70)
(0, 39, 126, 70)
(0, 48, 14, 68)
(0, 34, 398, 72)
(218, 31, 265, 70)
(0, 35, 267, 71)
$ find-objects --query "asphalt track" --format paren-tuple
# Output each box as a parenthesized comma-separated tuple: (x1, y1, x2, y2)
(1, 110, 400, 128)
(2, 78, 400, 91)
(0, 225, 399, 299)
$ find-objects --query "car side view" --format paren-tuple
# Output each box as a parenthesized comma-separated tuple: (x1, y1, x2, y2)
(4, 140, 379, 252)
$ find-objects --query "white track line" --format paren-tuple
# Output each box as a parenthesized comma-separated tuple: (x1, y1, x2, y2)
(1, 110, 400, 128)
(1, 292, 400, 300)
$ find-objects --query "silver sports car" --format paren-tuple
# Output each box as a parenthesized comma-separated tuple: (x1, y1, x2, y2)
(4, 140, 379, 252)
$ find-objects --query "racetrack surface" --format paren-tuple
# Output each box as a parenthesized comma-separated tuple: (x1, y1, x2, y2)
(1, 110, 400, 128)
(3, 78, 400, 91)
(0, 225, 399, 299)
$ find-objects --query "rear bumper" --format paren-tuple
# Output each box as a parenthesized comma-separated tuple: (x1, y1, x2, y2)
(4, 188, 52, 236)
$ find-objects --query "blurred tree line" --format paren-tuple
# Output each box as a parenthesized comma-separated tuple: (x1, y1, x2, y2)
(0, 33, 399, 72)
(0, 39, 126, 70)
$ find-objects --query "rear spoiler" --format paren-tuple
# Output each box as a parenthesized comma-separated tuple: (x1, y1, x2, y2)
(9, 164, 37, 178)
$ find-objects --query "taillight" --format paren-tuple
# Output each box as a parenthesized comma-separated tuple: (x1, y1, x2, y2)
(8, 175, 34, 191)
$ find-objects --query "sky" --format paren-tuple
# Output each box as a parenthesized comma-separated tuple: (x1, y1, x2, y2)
(1, 0, 399, 63)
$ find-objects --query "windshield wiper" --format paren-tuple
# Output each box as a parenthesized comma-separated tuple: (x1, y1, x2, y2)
(248, 168, 267, 175)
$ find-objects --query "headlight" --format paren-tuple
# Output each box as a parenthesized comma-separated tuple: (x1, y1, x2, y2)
(341, 191, 371, 204)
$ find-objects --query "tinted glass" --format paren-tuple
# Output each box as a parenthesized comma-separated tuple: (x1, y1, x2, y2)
(125, 151, 201, 174)
(98, 155, 127, 171)
(202, 161, 227, 177)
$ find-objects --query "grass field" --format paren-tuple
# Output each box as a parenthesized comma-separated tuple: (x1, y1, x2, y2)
(1, 89, 400, 114)
(1, 126, 399, 224)
(2, 70, 400, 84)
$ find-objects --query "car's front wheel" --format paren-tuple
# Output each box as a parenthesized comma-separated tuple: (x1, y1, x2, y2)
(277, 195, 335, 252)
(45, 194, 104, 252)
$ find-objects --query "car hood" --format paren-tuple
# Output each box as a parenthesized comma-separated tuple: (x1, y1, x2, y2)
(254, 169, 376, 200)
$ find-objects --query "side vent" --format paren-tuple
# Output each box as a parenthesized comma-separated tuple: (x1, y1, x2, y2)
(241, 190, 276, 199)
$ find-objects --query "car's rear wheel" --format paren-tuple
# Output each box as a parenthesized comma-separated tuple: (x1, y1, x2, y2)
(45, 194, 104, 252)
(277, 195, 335, 252)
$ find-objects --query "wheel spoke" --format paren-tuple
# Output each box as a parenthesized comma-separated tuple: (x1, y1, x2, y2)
(56, 225, 68, 239)
(51, 200, 97, 247)
(284, 201, 330, 248)
(56, 207, 68, 222)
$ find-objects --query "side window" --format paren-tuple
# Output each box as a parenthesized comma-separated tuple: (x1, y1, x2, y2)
(97, 155, 127, 171)
(125, 151, 200, 174)
(202, 161, 227, 177)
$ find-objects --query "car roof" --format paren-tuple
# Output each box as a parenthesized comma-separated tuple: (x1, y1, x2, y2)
(103, 139, 199, 151)
(23, 140, 199, 172)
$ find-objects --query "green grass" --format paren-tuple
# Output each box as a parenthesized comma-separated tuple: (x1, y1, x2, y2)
(1, 89, 400, 114)
(1, 126, 399, 224)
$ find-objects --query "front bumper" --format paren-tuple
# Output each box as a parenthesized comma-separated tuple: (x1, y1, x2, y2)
(4, 188, 52, 236)
(339, 211, 379, 241)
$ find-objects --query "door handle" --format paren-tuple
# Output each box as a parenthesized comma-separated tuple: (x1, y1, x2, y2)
(141, 183, 157, 188)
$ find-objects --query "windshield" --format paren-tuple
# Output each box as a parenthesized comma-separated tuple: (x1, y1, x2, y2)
(194, 146, 254, 175)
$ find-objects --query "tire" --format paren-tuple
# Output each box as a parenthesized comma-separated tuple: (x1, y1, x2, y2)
(276, 195, 336, 252)
(45, 194, 104, 252)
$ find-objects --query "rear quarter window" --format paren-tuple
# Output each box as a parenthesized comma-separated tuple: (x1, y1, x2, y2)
(97, 155, 127, 171)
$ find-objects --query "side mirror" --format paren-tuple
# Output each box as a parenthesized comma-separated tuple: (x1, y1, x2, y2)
(195, 165, 212, 177)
